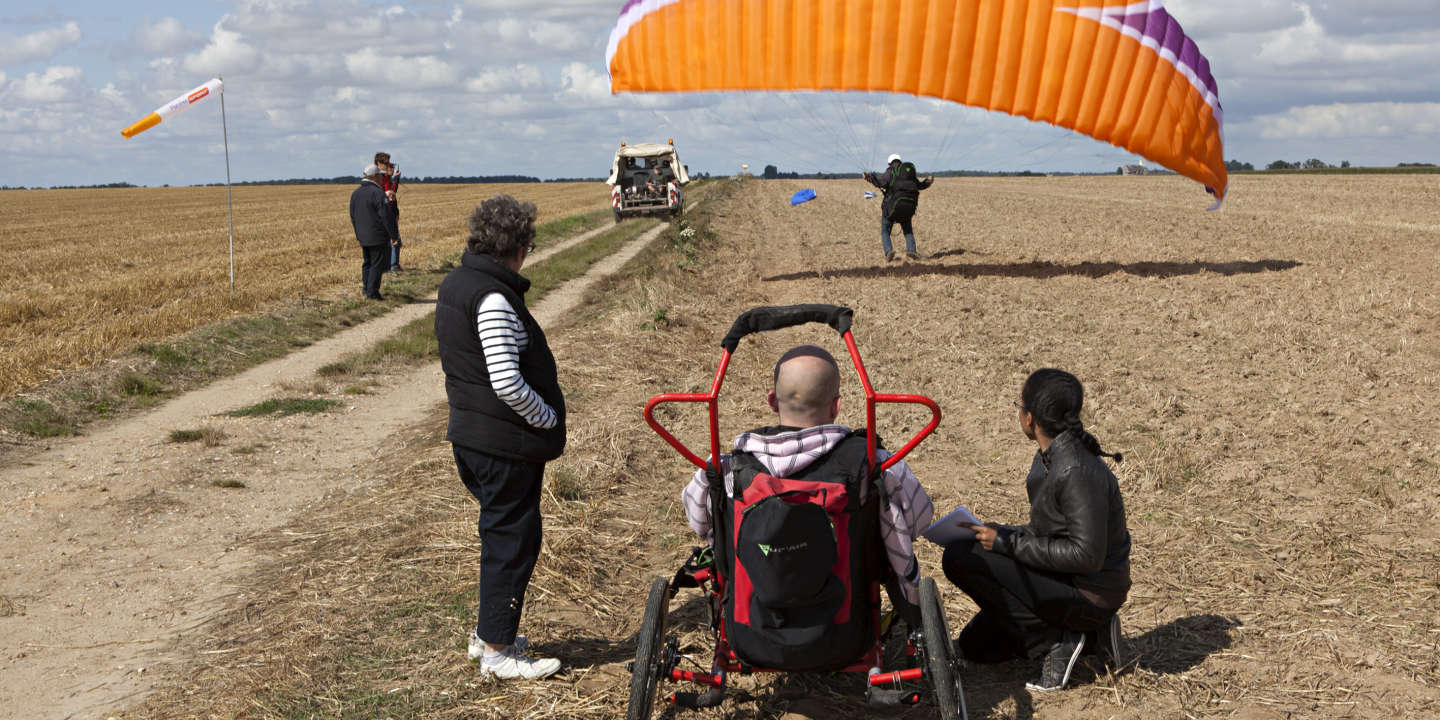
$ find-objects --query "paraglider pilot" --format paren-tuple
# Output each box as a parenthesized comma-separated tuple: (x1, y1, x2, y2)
(864, 154, 933, 262)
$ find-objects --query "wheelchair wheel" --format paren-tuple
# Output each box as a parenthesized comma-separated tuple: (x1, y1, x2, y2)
(920, 577, 967, 720)
(626, 576, 670, 720)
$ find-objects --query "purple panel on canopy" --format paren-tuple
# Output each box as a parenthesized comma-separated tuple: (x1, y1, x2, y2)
(1197, 56, 1218, 100)
(1160, 18, 1185, 58)
(1122, 6, 1150, 34)
(1178, 38, 1200, 75)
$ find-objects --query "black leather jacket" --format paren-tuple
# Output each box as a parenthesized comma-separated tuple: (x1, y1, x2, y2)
(993, 431, 1131, 606)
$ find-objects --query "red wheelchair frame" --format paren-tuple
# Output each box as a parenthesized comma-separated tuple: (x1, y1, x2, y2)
(630, 304, 966, 720)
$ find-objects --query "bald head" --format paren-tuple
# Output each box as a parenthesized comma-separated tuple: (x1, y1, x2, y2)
(769, 345, 841, 427)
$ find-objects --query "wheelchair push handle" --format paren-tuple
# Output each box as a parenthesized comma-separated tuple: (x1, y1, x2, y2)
(720, 304, 853, 353)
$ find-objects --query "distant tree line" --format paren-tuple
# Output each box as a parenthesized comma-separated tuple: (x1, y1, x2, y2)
(211, 175, 548, 186)
(36, 181, 141, 190)
(1228, 159, 1435, 171)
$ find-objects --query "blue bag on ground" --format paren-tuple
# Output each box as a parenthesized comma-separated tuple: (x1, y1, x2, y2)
(790, 188, 816, 206)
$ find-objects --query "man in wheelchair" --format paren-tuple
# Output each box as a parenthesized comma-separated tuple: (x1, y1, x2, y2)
(678, 344, 935, 670)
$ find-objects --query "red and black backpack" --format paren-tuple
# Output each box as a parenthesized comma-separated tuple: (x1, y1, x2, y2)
(713, 428, 885, 671)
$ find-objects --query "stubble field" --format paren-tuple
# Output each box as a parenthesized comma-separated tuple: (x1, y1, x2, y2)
(0, 182, 608, 397)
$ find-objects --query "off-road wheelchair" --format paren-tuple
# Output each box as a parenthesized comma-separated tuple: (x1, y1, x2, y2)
(629, 304, 967, 719)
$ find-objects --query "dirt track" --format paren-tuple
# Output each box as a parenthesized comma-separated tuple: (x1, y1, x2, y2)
(0, 219, 666, 720)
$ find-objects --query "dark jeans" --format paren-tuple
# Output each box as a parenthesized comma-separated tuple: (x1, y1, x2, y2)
(942, 540, 1115, 662)
(880, 216, 916, 256)
(453, 444, 544, 645)
(360, 243, 388, 297)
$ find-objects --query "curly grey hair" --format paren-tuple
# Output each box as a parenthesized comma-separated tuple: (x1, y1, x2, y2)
(466, 194, 537, 258)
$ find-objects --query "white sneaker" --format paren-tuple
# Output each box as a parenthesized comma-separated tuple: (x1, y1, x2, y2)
(468, 631, 528, 660)
(479, 645, 561, 680)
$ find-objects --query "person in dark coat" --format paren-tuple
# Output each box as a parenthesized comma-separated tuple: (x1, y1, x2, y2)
(348, 164, 398, 300)
(435, 194, 565, 680)
(863, 153, 933, 261)
(943, 368, 1131, 691)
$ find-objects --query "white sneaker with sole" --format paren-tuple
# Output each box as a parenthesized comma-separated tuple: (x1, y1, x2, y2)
(479, 645, 561, 680)
(468, 631, 528, 660)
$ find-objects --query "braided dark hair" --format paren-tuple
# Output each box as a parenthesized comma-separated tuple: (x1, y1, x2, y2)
(1021, 368, 1123, 463)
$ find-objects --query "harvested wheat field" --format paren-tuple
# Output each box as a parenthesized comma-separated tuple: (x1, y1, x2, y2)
(126, 173, 1439, 720)
(0, 182, 607, 396)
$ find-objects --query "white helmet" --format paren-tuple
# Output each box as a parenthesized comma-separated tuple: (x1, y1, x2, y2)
(886, 153, 901, 164)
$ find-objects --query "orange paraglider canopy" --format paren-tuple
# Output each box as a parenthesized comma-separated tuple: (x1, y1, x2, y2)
(607, 0, 1226, 206)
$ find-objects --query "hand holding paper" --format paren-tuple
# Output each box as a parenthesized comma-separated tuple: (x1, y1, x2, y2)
(922, 505, 985, 546)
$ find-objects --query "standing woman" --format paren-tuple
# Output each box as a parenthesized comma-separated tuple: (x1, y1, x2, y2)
(946, 368, 1131, 691)
(436, 194, 565, 680)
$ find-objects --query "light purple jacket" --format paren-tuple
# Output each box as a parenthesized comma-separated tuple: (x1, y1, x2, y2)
(681, 424, 934, 602)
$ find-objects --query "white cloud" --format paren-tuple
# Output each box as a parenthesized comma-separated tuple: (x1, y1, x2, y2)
(1253, 102, 1440, 139)
(559, 62, 611, 104)
(1163, 0, 1303, 36)
(135, 17, 204, 57)
(1311, 0, 1440, 36)
(183, 24, 261, 75)
(8, 66, 84, 103)
(0, 21, 82, 66)
(465, 63, 545, 93)
(344, 49, 459, 87)
(530, 21, 587, 51)
(1255, 4, 1327, 66)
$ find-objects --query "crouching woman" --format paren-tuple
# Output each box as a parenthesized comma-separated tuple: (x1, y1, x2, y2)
(944, 368, 1131, 691)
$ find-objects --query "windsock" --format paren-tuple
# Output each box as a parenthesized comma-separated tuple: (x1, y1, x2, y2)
(121, 78, 223, 139)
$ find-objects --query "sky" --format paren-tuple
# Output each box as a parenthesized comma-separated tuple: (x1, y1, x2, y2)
(2, 0, 1438, 188)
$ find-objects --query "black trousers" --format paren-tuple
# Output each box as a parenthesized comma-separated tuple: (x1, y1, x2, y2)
(453, 444, 544, 645)
(942, 539, 1115, 662)
(360, 243, 388, 298)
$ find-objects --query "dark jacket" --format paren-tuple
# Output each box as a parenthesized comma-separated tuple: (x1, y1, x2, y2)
(993, 431, 1131, 607)
(866, 161, 933, 221)
(349, 179, 398, 247)
(434, 253, 566, 462)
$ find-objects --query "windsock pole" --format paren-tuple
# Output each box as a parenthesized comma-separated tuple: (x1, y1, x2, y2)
(220, 78, 235, 290)
(120, 77, 235, 287)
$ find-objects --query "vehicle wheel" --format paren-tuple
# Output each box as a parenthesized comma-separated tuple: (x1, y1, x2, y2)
(920, 577, 967, 720)
(626, 576, 670, 720)
(614, 209, 624, 224)
(672, 201, 684, 218)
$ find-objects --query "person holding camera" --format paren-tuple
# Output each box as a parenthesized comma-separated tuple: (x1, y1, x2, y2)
(375, 151, 403, 271)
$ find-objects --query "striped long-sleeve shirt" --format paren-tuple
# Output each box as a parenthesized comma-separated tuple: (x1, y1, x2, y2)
(477, 292, 557, 429)
(680, 424, 934, 602)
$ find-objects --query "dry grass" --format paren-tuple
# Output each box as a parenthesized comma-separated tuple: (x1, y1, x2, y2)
(0, 182, 609, 397)
(129, 174, 1439, 719)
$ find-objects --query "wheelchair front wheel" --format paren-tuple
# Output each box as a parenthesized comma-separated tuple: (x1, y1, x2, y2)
(920, 577, 967, 720)
(626, 576, 671, 720)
